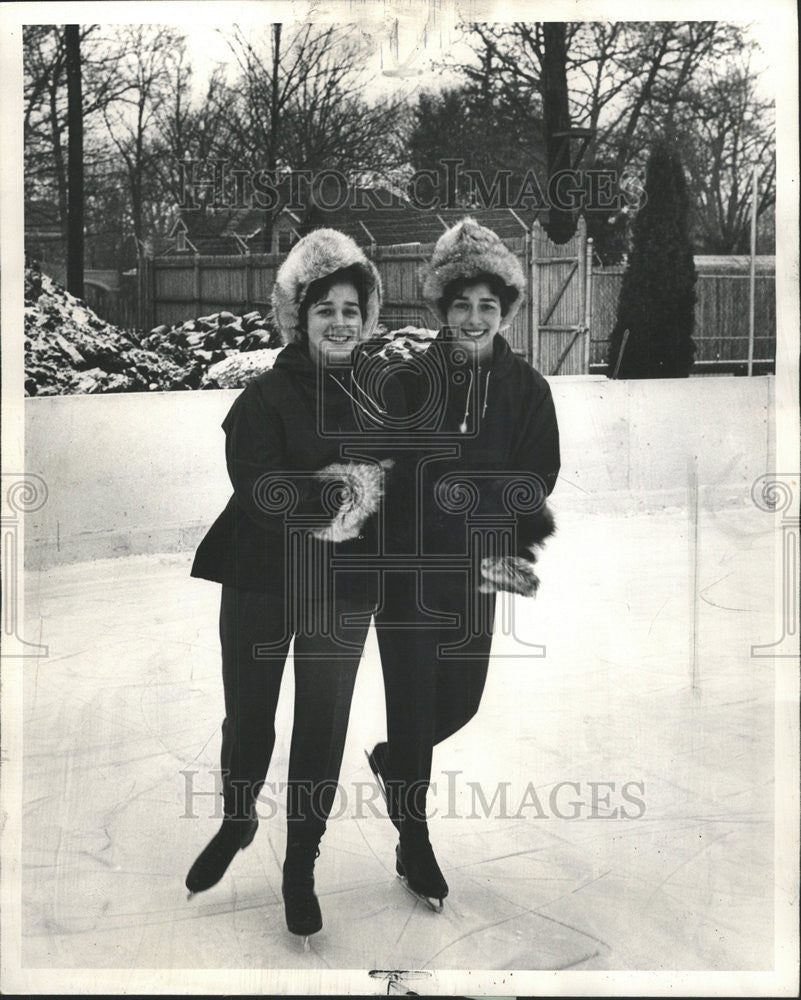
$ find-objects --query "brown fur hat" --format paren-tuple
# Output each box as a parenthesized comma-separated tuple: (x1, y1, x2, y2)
(272, 228, 382, 345)
(421, 217, 526, 326)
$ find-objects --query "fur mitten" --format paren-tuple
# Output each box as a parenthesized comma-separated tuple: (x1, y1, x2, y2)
(311, 459, 394, 542)
(479, 549, 540, 597)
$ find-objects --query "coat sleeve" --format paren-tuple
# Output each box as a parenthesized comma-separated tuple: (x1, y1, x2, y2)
(509, 373, 560, 554)
(222, 380, 389, 541)
(474, 371, 559, 557)
(518, 373, 560, 497)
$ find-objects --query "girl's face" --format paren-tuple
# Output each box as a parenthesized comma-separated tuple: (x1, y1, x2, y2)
(445, 282, 502, 361)
(305, 282, 364, 367)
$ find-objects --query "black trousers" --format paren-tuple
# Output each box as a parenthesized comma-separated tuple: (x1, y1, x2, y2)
(218, 583, 373, 844)
(374, 570, 496, 823)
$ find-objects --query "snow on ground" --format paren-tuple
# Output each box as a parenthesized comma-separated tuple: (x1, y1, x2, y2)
(21, 505, 776, 972)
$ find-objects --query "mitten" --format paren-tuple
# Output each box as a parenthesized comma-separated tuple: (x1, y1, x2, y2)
(311, 459, 394, 542)
(479, 553, 540, 597)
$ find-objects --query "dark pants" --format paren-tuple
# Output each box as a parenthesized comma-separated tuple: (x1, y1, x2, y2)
(375, 570, 496, 823)
(218, 583, 373, 845)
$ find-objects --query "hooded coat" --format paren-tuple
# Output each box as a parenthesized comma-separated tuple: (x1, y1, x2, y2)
(356, 217, 559, 594)
(190, 229, 398, 596)
(356, 333, 559, 575)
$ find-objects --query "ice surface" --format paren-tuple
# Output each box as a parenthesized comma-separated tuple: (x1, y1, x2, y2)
(21, 507, 776, 971)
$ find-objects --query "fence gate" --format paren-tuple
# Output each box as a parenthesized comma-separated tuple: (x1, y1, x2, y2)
(532, 216, 592, 375)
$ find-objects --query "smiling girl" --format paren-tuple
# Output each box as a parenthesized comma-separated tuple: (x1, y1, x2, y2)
(186, 229, 397, 945)
(365, 218, 561, 910)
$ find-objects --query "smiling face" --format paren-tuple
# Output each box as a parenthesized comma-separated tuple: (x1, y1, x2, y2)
(304, 281, 365, 367)
(444, 281, 502, 362)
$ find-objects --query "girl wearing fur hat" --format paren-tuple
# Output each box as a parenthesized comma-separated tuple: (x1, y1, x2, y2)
(364, 218, 561, 908)
(187, 229, 397, 944)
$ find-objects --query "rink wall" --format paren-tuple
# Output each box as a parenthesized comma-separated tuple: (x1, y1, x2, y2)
(24, 375, 774, 569)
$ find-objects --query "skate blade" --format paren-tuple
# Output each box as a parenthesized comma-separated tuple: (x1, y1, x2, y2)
(396, 873, 444, 913)
(286, 929, 319, 951)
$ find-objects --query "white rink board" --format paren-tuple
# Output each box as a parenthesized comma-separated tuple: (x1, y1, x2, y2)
(24, 375, 773, 568)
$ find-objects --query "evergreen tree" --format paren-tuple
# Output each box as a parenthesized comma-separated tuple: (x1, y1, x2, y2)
(607, 142, 697, 378)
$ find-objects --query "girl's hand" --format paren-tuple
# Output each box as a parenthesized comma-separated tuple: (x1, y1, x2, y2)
(479, 556, 540, 597)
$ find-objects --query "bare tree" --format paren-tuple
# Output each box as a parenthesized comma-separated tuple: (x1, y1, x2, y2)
(674, 59, 776, 252)
(24, 26, 71, 228)
(99, 25, 185, 257)
(24, 24, 135, 248)
(152, 49, 230, 204)
(467, 21, 744, 170)
(460, 21, 773, 250)
(222, 24, 407, 178)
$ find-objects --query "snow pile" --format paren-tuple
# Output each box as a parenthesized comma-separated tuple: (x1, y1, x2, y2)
(201, 348, 284, 388)
(24, 263, 438, 395)
(24, 264, 282, 396)
(25, 267, 201, 395)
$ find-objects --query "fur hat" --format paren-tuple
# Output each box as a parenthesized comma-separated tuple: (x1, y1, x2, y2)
(272, 228, 382, 345)
(421, 217, 526, 326)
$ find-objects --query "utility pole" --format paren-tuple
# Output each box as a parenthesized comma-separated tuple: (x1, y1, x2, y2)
(264, 22, 282, 254)
(747, 164, 758, 377)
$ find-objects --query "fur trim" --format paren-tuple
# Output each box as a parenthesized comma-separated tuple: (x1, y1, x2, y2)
(311, 460, 393, 543)
(521, 505, 556, 551)
(421, 217, 526, 326)
(272, 229, 382, 345)
(479, 556, 540, 597)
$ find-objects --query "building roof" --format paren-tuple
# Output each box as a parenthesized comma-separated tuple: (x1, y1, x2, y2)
(162, 171, 547, 256)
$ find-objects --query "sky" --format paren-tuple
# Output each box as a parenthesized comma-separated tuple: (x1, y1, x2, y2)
(182, 16, 473, 102)
(183, 17, 778, 104)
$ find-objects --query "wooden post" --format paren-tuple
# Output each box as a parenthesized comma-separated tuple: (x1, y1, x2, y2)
(245, 255, 253, 313)
(508, 209, 533, 366)
(194, 255, 202, 318)
(576, 216, 586, 376)
(584, 236, 594, 374)
(148, 256, 156, 332)
(137, 255, 145, 333)
(525, 226, 534, 366)
(748, 164, 758, 377)
(530, 223, 540, 368)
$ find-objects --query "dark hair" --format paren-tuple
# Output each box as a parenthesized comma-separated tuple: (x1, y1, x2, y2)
(438, 272, 518, 319)
(297, 266, 370, 338)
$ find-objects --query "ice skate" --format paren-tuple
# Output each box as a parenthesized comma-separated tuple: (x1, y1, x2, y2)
(395, 823, 448, 913)
(365, 742, 402, 832)
(185, 815, 258, 895)
(282, 840, 323, 943)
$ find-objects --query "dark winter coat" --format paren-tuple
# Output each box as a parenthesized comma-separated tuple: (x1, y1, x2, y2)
(355, 332, 560, 566)
(190, 342, 402, 595)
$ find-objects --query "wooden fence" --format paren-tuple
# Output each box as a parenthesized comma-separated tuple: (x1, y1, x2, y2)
(140, 254, 280, 330)
(590, 266, 777, 373)
(142, 222, 593, 375)
(141, 234, 776, 375)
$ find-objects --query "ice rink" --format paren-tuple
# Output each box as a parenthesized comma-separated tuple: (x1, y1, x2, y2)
(20, 503, 779, 975)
